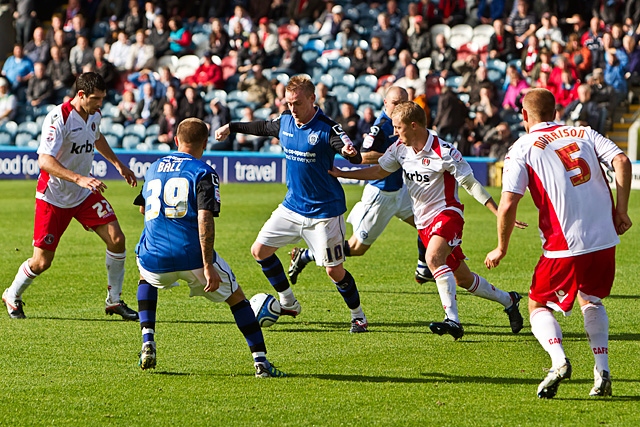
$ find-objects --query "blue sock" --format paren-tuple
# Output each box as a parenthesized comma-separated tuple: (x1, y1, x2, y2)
(334, 269, 360, 309)
(231, 299, 267, 362)
(257, 254, 290, 292)
(343, 240, 351, 257)
(137, 280, 157, 343)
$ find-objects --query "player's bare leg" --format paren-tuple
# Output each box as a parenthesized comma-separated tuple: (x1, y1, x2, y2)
(95, 220, 138, 320)
(252, 242, 301, 317)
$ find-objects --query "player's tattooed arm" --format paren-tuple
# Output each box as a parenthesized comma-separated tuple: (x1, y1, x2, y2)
(198, 209, 221, 292)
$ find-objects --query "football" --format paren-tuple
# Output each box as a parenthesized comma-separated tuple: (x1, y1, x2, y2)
(249, 293, 281, 328)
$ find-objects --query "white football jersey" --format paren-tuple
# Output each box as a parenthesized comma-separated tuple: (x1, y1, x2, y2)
(502, 121, 622, 258)
(378, 130, 473, 229)
(36, 101, 101, 208)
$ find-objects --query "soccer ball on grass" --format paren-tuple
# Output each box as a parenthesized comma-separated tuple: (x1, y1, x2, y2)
(249, 293, 281, 327)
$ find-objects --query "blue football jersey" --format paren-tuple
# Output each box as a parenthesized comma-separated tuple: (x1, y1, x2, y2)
(230, 108, 362, 218)
(136, 152, 221, 273)
(360, 110, 404, 192)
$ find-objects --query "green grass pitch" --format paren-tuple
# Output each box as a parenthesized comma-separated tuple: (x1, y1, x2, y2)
(0, 180, 639, 426)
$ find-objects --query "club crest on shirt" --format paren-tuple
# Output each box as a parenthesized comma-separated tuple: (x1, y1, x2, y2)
(422, 158, 430, 166)
(308, 133, 319, 145)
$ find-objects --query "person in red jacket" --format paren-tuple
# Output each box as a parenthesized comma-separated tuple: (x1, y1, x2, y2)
(182, 54, 223, 90)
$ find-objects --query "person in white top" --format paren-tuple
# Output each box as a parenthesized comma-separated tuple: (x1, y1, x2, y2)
(329, 101, 526, 340)
(2, 72, 140, 321)
(485, 88, 632, 399)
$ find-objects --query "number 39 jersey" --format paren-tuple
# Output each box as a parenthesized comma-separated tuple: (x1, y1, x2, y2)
(136, 152, 221, 273)
(502, 122, 623, 258)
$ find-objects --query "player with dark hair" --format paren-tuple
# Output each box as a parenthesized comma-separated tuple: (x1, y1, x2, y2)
(214, 75, 369, 333)
(288, 86, 434, 285)
(485, 88, 632, 398)
(3, 72, 139, 320)
(328, 101, 524, 340)
(134, 118, 285, 377)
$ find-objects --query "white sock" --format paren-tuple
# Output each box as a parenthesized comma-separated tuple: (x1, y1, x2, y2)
(466, 273, 512, 307)
(278, 288, 296, 306)
(7, 260, 39, 299)
(106, 250, 126, 303)
(582, 302, 610, 374)
(350, 306, 365, 320)
(530, 307, 567, 368)
(433, 265, 459, 323)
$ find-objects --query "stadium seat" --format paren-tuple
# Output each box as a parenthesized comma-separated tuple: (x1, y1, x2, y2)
(319, 74, 334, 89)
(327, 67, 345, 81)
(206, 89, 227, 103)
(335, 56, 351, 71)
(473, 24, 495, 37)
(105, 122, 124, 139)
(457, 93, 470, 104)
(157, 55, 179, 72)
(191, 33, 210, 56)
(124, 124, 147, 139)
(15, 132, 33, 147)
(341, 74, 356, 90)
(303, 39, 325, 55)
(302, 50, 320, 65)
(0, 120, 18, 137)
(417, 57, 432, 79)
(178, 54, 201, 69)
(445, 76, 463, 91)
(501, 110, 522, 125)
(35, 115, 46, 128)
(0, 131, 12, 146)
(486, 58, 507, 73)
(153, 143, 172, 152)
(17, 121, 39, 137)
(487, 68, 505, 84)
(122, 134, 142, 150)
(253, 107, 273, 120)
(273, 73, 290, 86)
(355, 74, 378, 91)
(227, 90, 249, 104)
(364, 92, 384, 109)
(101, 103, 119, 118)
(430, 24, 451, 45)
(145, 124, 160, 137)
(315, 56, 330, 71)
(354, 85, 373, 98)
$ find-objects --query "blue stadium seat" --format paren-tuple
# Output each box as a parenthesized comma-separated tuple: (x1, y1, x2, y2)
(145, 124, 160, 137)
(15, 132, 34, 147)
(355, 74, 378, 91)
(124, 124, 147, 139)
(327, 67, 345, 81)
(303, 39, 325, 55)
(0, 131, 12, 146)
(302, 50, 320, 65)
(254, 107, 273, 121)
(486, 58, 507, 73)
(0, 120, 18, 137)
(354, 85, 373, 98)
(364, 92, 384, 109)
(445, 76, 463, 92)
(122, 135, 142, 150)
(318, 74, 334, 89)
(17, 121, 39, 137)
(341, 74, 356, 90)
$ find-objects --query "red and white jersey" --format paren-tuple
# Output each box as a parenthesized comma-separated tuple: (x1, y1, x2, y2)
(502, 121, 622, 258)
(378, 130, 472, 229)
(36, 101, 101, 208)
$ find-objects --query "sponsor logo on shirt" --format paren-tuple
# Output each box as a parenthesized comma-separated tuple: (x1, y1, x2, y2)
(70, 140, 94, 154)
(404, 170, 430, 183)
(283, 131, 294, 138)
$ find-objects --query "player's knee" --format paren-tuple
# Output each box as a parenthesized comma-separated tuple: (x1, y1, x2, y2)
(29, 256, 52, 274)
(109, 232, 126, 252)
(326, 264, 345, 282)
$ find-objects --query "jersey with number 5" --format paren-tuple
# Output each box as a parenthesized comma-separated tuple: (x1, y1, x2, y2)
(502, 122, 623, 258)
(136, 152, 221, 273)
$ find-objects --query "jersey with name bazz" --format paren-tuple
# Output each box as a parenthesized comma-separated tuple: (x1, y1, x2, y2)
(361, 110, 404, 191)
(378, 130, 473, 229)
(502, 121, 622, 258)
(36, 101, 101, 208)
(136, 152, 221, 273)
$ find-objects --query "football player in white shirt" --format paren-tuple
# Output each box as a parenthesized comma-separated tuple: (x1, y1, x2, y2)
(2, 72, 139, 320)
(485, 88, 632, 399)
(329, 101, 526, 340)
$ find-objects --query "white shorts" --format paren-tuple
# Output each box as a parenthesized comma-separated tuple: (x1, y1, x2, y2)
(136, 253, 239, 303)
(347, 184, 414, 245)
(256, 204, 347, 267)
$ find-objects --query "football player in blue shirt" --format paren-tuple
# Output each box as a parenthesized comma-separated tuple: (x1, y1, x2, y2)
(287, 86, 435, 285)
(134, 118, 286, 377)
(215, 76, 368, 333)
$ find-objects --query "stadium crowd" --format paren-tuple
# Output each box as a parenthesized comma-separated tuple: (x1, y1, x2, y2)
(0, 0, 639, 155)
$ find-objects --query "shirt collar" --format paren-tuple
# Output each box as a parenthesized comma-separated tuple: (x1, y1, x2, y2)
(529, 121, 559, 132)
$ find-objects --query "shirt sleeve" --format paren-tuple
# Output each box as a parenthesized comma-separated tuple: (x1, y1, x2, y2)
(442, 144, 474, 181)
(361, 123, 388, 154)
(590, 128, 624, 170)
(229, 116, 281, 138)
(196, 172, 221, 217)
(501, 144, 528, 195)
(378, 143, 402, 173)
(329, 123, 362, 164)
(37, 111, 65, 157)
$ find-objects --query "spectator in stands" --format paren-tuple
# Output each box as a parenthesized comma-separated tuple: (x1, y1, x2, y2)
(114, 90, 138, 126)
(316, 4, 344, 41)
(149, 15, 171, 59)
(107, 30, 131, 71)
(624, 35, 640, 86)
(395, 64, 426, 96)
(453, 54, 480, 88)
(438, 0, 467, 27)
(476, 0, 506, 25)
(92, 46, 117, 90)
(209, 18, 230, 59)
(274, 36, 305, 76)
(237, 65, 275, 108)
(313, 1, 336, 34)
(13, 0, 37, 47)
(371, 13, 403, 59)
(549, 55, 578, 89)
(502, 65, 530, 111)
(534, 69, 556, 94)
(315, 82, 339, 119)
(460, 106, 494, 156)
(156, 102, 179, 149)
(126, 29, 156, 73)
(168, 16, 192, 57)
(489, 19, 518, 62)
(583, 16, 604, 70)
(592, 0, 623, 27)
(482, 121, 514, 160)
(407, 16, 431, 61)
(1, 44, 34, 91)
(529, 47, 553, 82)
(590, 68, 614, 110)
(47, 45, 73, 103)
(563, 83, 602, 130)
(521, 35, 540, 77)
(234, 107, 268, 151)
(536, 13, 563, 50)
(471, 85, 499, 118)
(141, 1, 158, 32)
(63, 0, 81, 31)
(392, 50, 413, 79)
(229, 20, 248, 52)
(430, 33, 457, 78)
(366, 36, 392, 78)
(286, 0, 325, 23)
(566, 33, 593, 80)
(506, 0, 538, 50)
(162, 84, 179, 110)
(400, 2, 419, 37)
(24, 27, 50, 65)
(354, 106, 376, 148)
(336, 102, 360, 141)
(602, 32, 629, 69)
(237, 31, 266, 74)
(183, 54, 223, 91)
(267, 0, 288, 23)
(433, 86, 468, 143)
(407, 86, 432, 128)
(611, 23, 624, 48)
(26, 61, 53, 108)
(46, 14, 65, 50)
(207, 98, 231, 149)
(257, 18, 281, 61)
(348, 46, 368, 78)
(135, 82, 162, 126)
(177, 86, 205, 121)
(336, 19, 360, 55)
(554, 69, 580, 107)
(229, 5, 253, 36)
(604, 49, 629, 107)
(69, 36, 93, 77)
(123, 0, 143, 37)
(69, 13, 91, 42)
(0, 78, 17, 124)
(385, 0, 404, 28)
(52, 29, 71, 60)
(154, 66, 180, 100)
